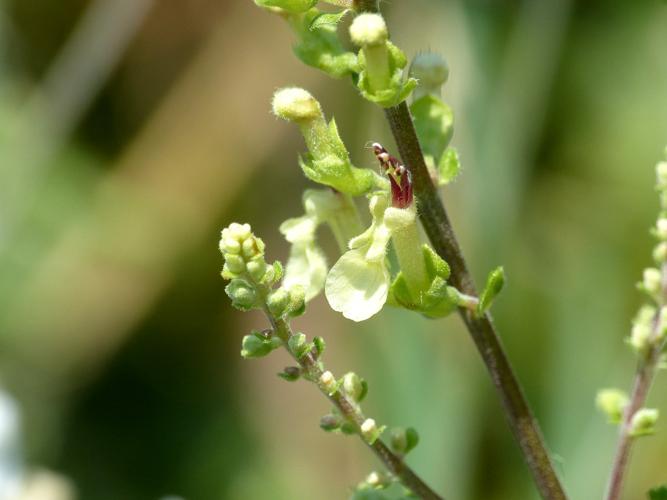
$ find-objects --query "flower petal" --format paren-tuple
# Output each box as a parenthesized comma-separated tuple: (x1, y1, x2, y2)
(283, 241, 328, 301)
(325, 249, 390, 321)
(279, 215, 317, 243)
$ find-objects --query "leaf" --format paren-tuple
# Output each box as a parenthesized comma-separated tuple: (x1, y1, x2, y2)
(478, 266, 505, 316)
(410, 95, 454, 165)
(438, 147, 461, 185)
(649, 486, 667, 500)
(309, 9, 350, 30)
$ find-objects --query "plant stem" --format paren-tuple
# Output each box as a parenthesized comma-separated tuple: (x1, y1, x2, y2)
(264, 310, 444, 500)
(605, 351, 660, 500)
(383, 100, 567, 500)
(353, 0, 378, 12)
(605, 263, 667, 500)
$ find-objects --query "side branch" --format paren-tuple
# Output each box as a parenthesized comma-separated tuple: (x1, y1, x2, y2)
(383, 101, 567, 500)
(267, 313, 445, 500)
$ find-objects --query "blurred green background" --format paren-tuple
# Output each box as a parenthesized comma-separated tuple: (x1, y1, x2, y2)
(0, 0, 666, 499)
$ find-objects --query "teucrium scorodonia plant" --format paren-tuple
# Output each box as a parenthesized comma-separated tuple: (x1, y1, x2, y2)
(216, 2, 591, 499)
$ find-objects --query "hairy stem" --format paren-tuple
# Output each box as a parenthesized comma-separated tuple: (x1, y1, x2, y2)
(265, 311, 444, 500)
(383, 101, 567, 499)
(605, 263, 667, 500)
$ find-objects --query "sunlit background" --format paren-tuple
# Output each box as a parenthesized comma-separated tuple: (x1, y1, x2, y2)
(0, 0, 666, 499)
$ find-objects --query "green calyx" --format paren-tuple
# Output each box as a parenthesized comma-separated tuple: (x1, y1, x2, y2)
(297, 117, 375, 195)
(388, 243, 460, 318)
(241, 330, 283, 359)
(355, 41, 417, 108)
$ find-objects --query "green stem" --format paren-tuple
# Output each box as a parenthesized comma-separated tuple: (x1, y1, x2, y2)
(264, 310, 445, 500)
(353, 0, 378, 12)
(383, 101, 567, 500)
(605, 261, 667, 500)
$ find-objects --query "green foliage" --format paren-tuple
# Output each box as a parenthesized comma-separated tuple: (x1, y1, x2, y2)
(648, 485, 667, 500)
(241, 331, 282, 359)
(477, 267, 506, 316)
(410, 95, 453, 168)
(291, 8, 358, 78)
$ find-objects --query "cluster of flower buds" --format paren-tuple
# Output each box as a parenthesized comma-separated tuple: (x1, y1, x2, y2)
(219, 223, 306, 356)
(597, 152, 667, 436)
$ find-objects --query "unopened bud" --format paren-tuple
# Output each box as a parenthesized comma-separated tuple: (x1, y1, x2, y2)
(342, 372, 367, 402)
(320, 414, 342, 432)
(595, 389, 629, 424)
(410, 52, 449, 96)
(268, 288, 290, 317)
(642, 267, 662, 296)
(288, 332, 308, 359)
(225, 279, 257, 311)
(360, 418, 382, 444)
(349, 13, 388, 47)
(278, 366, 301, 382)
(319, 370, 338, 394)
(657, 161, 667, 187)
(654, 242, 667, 263)
(629, 322, 652, 352)
(657, 219, 667, 241)
(390, 427, 420, 455)
(629, 408, 659, 437)
(272, 87, 322, 123)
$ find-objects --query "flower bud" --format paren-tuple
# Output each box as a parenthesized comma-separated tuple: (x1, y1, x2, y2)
(657, 219, 667, 241)
(656, 161, 667, 187)
(288, 332, 309, 359)
(313, 337, 326, 357)
(349, 13, 388, 47)
(654, 242, 667, 263)
(287, 285, 306, 317)
(272, 87, 322, 123)
(319, 413, 342, 432)
(642, 267, 662, 296)
(629, 408, 659, 437)
(390, 426, 420, 455)
(225, 279, 258, 311)
(360, 418, 383, 444)
(595, 388, 628, 424)
(278, 366, 301, 382)
(410, 52, 449, 97)
(268, 287, 290, 317)
(319, 370, 338, 394)
(246, 258, 268, 282)
(342, 372, 367, 402)
(629, 322, 652, 353)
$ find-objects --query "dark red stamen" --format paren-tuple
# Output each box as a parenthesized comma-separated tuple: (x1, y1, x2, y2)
(371, 142, 413, 208)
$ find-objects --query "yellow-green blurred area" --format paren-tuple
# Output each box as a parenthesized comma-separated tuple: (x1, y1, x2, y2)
(0, 0, 666, 499)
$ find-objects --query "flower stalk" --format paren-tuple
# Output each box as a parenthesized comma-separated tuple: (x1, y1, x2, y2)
(603, 156, 667, 500)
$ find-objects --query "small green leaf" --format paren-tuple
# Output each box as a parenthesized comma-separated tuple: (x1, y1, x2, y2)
(478, 266, 505, 316)
(438, 147, 461, 185)
(410, 95, 453, 166)
(309, 9, 350, 30)
(241, 331, 281, 359)
(649, 485, 667, 500)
